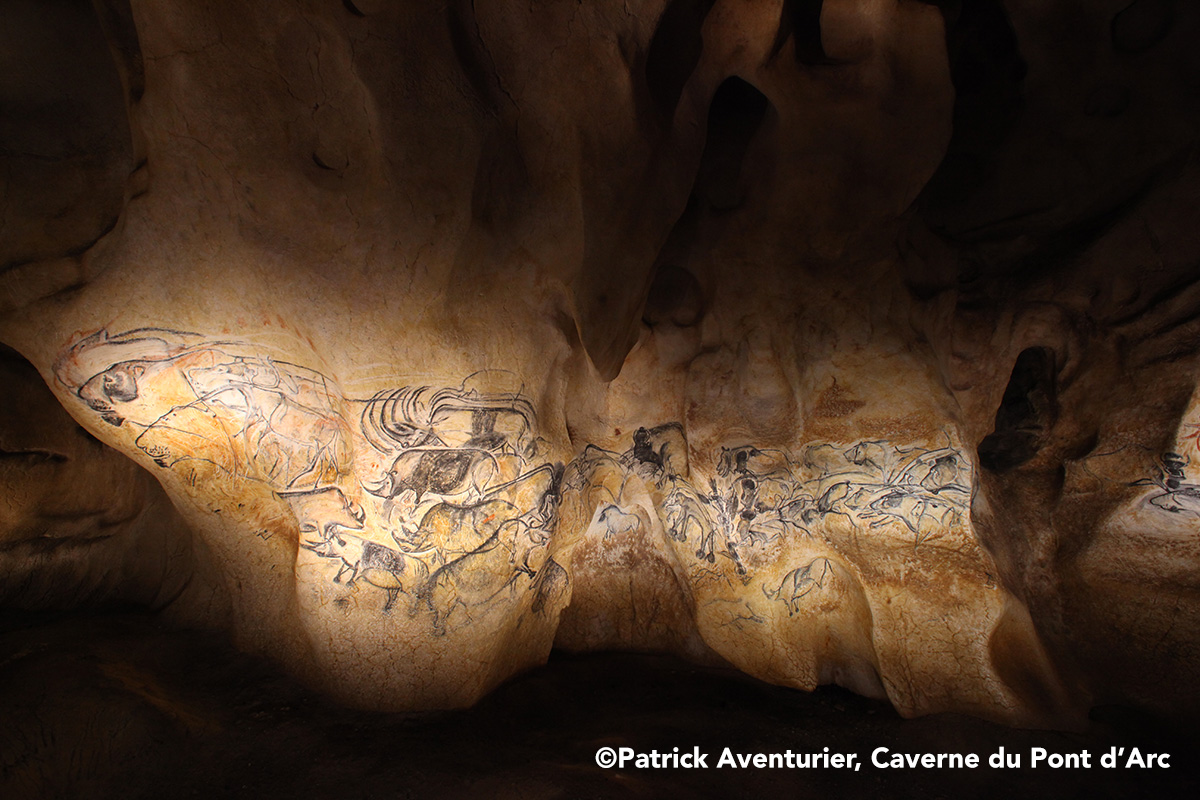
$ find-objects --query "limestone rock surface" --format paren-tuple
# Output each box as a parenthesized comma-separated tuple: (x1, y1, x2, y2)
(2, 0, 1199, 726)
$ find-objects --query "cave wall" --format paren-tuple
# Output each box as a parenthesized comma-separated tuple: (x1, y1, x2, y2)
(2, 0, 1199, 725)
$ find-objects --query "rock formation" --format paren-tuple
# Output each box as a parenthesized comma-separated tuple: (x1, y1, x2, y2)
(2, 0, 1199, 726)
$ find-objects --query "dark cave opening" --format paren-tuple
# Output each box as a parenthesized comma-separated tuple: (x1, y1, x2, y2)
(978, 347, 1057, 473)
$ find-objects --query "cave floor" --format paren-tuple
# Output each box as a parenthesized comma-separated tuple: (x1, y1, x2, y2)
(0, 610, 1196, 799)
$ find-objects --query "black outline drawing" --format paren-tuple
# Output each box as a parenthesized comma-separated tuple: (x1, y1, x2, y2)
(54, 328, 977, 635)
(302, 530, 431, 612)
(1134, 451, 1200, 517)
(54, 330, 567, 634)
(763, 557, 833, 615)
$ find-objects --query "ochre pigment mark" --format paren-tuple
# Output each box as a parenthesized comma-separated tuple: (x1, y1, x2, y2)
(813, 379, 866, 419)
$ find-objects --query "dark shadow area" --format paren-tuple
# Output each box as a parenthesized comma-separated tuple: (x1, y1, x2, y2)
(91, 0, 144, 104)
(978, 347, 1057, 472)
(918, 0, 1027, 244)
(1, 608, 1197, 799)
(771, 0, 829, 65)
(636, 76, 769, 335)
(1111, 0, 1175, 55)
(645, 0, 718, 122)
(0, 0, 133, 275)
(642, 264, 704, 328)
(693, 76, 771, 214)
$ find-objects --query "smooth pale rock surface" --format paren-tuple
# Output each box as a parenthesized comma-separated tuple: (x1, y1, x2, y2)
(1, 0, 1198, 727)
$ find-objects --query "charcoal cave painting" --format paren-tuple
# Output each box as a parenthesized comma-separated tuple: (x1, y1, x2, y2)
(1075, 397, 1200, 523)
(4, 0, 1200, 736)
(567, 425, 971, 591)
(1136, 452, 1200, 517)
(52, 325, 1007, 719)
(55, 328, 567, 635)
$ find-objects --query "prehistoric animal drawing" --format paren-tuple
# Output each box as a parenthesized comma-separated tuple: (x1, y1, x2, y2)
(1134, 452, 1200, 517)
(99, 363, 144, 403)
(919, 454, 964, 493)
(303, 531, 430, 612)
(54, 327, 203, 425)
(134, 403, 233, 471)
(181, 356, 350, 491)
(360, 382, 537, 458)
(344, 376, 564, 625)
(794, 441, 970, 544)
(803, 443, 852, 478)
(502, 515, 553, 578)
(622, 423, 689, 482)
(411, 531, 513, 634)
(864, 489, 958, 543)
(560, 445, 639, 526)
(55, 328, 981, 634)
(367, 447, 498, 506)
(718, 445, 793, 481)
(843, 440, 889, 473)
(714, 445, 818, 550)
(56, 329, 572, 632)
(280, 486, 366, 540)
(596, 504, 642, 540)
(663, 484, 718, 560)
(711, 599, 766, 629)
(403, 497, 520, 561)
(1151, 487, 1200, 514)
(763, 558, 833, 615)
(55, 329, 355, 491)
